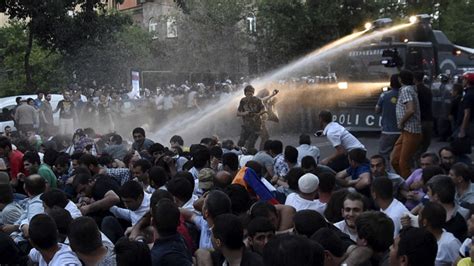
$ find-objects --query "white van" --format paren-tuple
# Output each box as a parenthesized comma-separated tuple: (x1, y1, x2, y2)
(0, 94, 85, 133)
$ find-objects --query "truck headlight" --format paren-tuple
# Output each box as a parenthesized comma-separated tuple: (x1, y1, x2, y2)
(338, 82, 348, 90)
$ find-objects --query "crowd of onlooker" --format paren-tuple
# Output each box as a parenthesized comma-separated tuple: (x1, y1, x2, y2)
(0, 70, 473, 266)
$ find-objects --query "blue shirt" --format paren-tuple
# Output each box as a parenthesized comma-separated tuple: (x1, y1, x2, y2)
(192, 215, 213, 250)
(346, 163, 370, 181)
(377, 88, 400, 134)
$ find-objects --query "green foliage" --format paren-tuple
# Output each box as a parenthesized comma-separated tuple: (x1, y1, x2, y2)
(0, 22, 65, 96)
(440, 1, 474, 47)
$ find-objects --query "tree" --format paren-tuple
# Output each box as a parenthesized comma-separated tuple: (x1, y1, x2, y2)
(2, 0, 131, 90)
(439, 1, 474, 47)
(0, 22, 65, 96)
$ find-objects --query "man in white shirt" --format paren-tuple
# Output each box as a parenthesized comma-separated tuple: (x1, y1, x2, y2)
(296, 134, 320, 164)
(333, 192, 366, 242)
(166, 177, 198, 212)
(105, 180, 150, 243)
(420, 202, 461, 266)
(318, 110, 366, 172)
(109, 180, 150, 226)
(285, 173, 326, 215)
(371, 176, 408, 236)
(28, 214, 81, 266)
(2, 175, 45, 242)
(41, 189, 82, 219)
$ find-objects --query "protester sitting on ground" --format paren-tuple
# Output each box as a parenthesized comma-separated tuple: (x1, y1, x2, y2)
(222, 152, 240, 178)
(105, 180, 151, 242)
(283, 145, 299, 173)
(166, 177, 197, 211)
(45, 207, 72, 243)
(114, 238, 152, 266)
(371, 176, 408, 236)
(284, 173, 326, 214)
(0, 232, 29, 265)
(270, 140, 288, 179)
(103, 133, 128, 161)
(248, 201, 296, 232)
(333, 192, 367, 242)
(131, 127, 154, 154)
(457, 214, 474, 260)
(403, 152, 440, 209)
(180, 190, 232, 250)
(41, 188, 82, 219)
(426, 175, 468, 241)
(335, 148, 371, 197)
(296, 134, 320, 165)
(439, 146, 459, 173)
(131, 158, 152, 190)
(246, 217, 276, 255)
(23, 151, 57, 189)
(293, 209, 328, 238)
(73, 173, 120, 217)
(253, 140, 275, 179)
(449, 162, 474, 207)
(0, 181, 22, 225)
(147, 166, 169, 193)
(151, 198, 192, 265)
(203, 213, 264, 265)
(389, 227, 438, 266)
(369, 154, 405, 199)
(0, 136, 25, 188)
(324, 189, 350, 223)
(263, 234, 324, 266)
(419, 201, 461, 266)
(3, 175, 45, 240)
(311, 228, 347, 266)
(28, 214, 81, 265)
(214, 170, 233, 189)
(68, 216, 116, 265)
(344, 211, 393, 265)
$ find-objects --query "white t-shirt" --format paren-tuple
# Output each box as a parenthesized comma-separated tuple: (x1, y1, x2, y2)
(29, 243, 81, 266)
(333, 220, 358, 242)
(436, 230, 461, 266)
(323, 122, 365, 151)
(296, 144, 320, 164)
(65, 200, 82, 219)
(109, 193, 151, 225)
(381, 198, 408, 237)
(284, 193, 326, 215)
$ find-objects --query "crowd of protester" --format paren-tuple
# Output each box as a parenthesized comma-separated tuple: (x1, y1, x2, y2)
(0, 70, 473, 266)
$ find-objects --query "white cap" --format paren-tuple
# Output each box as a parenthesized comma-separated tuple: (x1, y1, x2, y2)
(298, 173, 319, 194)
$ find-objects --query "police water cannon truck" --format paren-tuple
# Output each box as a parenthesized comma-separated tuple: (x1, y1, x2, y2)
(331, 14, 474, 131)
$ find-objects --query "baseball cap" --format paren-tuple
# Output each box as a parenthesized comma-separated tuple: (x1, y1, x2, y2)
(198, 168, 215, 190)
(298, 173, 320, 194)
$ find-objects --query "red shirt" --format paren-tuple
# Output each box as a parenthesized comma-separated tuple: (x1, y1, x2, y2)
(9, 150, 24, 181)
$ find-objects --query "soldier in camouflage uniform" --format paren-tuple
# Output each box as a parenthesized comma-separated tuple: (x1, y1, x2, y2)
(237, 85, 265, 150)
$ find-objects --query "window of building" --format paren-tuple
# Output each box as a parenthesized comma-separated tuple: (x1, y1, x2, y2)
(149, 17, 158, 39)
(166, 17, 177, 38)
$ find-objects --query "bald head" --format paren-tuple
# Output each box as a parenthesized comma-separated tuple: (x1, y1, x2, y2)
(25, 174, 46, 196)
(215, 171, 233, 189)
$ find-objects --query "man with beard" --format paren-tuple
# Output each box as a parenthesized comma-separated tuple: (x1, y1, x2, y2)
(333, 192, 366, 242)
